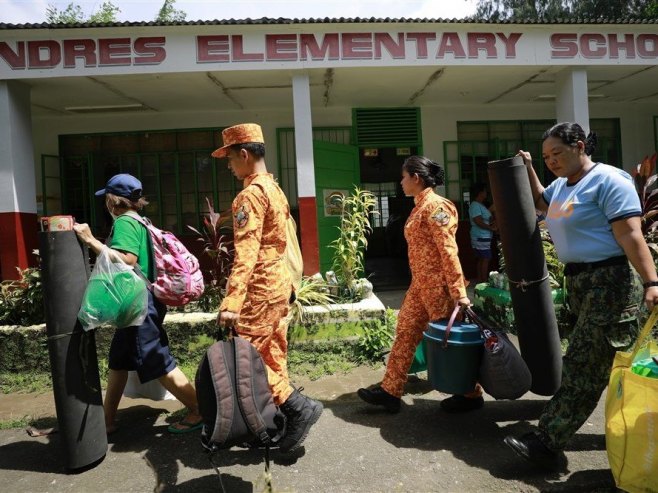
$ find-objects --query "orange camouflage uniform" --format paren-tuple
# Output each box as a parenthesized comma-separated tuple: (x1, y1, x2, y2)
(219, 172, 294, 405)
(381, 187, 479, 398)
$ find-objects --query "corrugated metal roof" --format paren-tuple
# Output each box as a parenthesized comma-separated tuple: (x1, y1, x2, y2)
(1, 16, 657, 29)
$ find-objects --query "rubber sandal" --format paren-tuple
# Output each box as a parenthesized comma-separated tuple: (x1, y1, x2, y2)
(167, 419, 203, 434)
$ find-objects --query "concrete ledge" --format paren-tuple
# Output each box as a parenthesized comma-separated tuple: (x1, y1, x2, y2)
(1, 294, 388, 372)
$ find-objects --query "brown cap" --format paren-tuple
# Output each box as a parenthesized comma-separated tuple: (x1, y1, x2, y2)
(211, 123, 264, 158)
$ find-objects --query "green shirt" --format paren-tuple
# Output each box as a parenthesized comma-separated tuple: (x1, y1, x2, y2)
(109, 214, 154, 281)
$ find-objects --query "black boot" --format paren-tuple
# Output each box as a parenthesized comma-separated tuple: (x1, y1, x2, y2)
(278, 388, 323, 453)
(357, 386, 401, 413)
(504, 432, 568, 472)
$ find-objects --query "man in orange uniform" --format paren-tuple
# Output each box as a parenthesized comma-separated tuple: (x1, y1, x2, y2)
(358, 155, 481, 413)
(212, 123, 322, 452)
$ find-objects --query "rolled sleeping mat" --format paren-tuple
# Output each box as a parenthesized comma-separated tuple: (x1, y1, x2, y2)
(487, 156, 562, 395)
(39, 231, 107, 470)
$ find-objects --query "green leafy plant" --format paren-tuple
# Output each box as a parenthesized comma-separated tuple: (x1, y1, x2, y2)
(289, 276, 336, 326)
(328, 186, 378, 301)
(0, 267, 44, 326)
(187, 197, 234, 312)
(540, 227, 564, 288)
(632, 153, 658, 268)
(633, 153, 658, 235)
(356, 308, 397, 362)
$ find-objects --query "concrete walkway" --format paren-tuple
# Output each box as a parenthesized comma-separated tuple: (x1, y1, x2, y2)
(0, 288, 619, 492)
(0, 364, 617, 492)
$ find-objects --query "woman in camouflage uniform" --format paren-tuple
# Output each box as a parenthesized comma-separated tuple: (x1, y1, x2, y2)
(357, 155, 478, 414)
(505, 122, 658, 471)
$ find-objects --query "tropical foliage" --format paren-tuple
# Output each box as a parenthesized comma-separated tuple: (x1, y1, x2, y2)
(45, 0, 188, 24)
(632, 153, 658, 266)
(328, 187, 378, 301)
(472, 0, 658, 21)
(187, 198, 234, 312)
(155, 0, 187, 22)
(356, 308, 397, 362)
(288, 276, 336, 326)
(46, 1, 121, 23)
(633, 153, 658, 234)
(0, 267, 44, 326)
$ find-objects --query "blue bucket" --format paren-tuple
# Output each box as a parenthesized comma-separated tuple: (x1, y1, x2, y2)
(423, 318, 484, 395)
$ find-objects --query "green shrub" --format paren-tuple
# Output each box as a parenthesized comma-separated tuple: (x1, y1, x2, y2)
(328, 186, 378, 301)
(356, 308, 397, 362)
(0, 267, 44, 326)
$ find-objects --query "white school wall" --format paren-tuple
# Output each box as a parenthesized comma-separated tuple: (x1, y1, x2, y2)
(30, 100, 655, 197)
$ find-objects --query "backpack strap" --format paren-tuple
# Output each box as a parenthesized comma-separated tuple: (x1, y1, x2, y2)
(115, 212, 156, 286)
(206, 343, 235, 446)
(232, 337, 271, 444)
(105, 213, 153, 289)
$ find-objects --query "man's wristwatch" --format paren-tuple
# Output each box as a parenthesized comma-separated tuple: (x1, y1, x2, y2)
(643, 281, 658, 290)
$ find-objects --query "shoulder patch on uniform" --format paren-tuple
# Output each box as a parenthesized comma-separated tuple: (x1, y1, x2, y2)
(432, 206, 450, 226)
(234, 203, 250, 228)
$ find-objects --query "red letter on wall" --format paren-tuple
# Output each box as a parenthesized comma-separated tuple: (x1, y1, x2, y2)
(63, 39, 97, 68)
(266, 34, 298, 61)
(134, 37, 166, 65)
(299, 33, 339, 61)
(98, 38, 131, 66)
(550, 33, 578, 58)
(197, 35, 229, 62)
(0, 41, 26, 69)
(28, 40, 61, 68)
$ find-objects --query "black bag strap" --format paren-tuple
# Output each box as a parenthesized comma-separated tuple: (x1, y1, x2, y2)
(208, 444, 271, 493)
(464, 307, 498, 343)
(206, 343, 235, 446)
(232, 337, 271, 445)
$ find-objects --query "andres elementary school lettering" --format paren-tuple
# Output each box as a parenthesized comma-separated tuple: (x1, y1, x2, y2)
(1, 31, 656, 72)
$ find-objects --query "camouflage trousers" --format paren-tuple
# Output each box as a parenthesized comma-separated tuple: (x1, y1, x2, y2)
(538, 261, 642, 450)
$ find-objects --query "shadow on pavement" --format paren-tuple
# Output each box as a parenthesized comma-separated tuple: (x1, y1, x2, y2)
(106, 404, 305, 489)
(0, 435, 62, 474)
(331, 390, 616, 492)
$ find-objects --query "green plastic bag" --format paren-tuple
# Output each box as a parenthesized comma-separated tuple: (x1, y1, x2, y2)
(409, 340, 427, 374)
(78, 247, 148, 331)
(631, 357, 658, 379)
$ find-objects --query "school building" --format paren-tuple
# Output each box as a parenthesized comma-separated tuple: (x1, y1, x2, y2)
(1, 17, 657, 287)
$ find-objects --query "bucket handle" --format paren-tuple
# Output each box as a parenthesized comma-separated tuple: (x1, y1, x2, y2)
(464, 306, 497, 343)
(442, 304, 463, 348)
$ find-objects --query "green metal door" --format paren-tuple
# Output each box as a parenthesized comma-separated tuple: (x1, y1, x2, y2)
(313, 140, 360, 275)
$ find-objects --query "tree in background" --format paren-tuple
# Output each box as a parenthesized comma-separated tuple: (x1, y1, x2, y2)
(46, 1, 120, 23)
(46, 2, 84, 23)
(155, 0, 187, 22)
(472, 0, 658, 20)
(88, 2, 121, 23)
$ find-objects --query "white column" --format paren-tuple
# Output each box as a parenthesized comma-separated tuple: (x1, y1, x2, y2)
(555, 68, 590, 133)
(292, 74, 315, 197)
(0, 80, 38, 279)
(0, 81, 36, 214)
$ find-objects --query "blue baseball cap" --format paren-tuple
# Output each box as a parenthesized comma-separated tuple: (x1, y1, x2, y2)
(95, 174, 143, 200)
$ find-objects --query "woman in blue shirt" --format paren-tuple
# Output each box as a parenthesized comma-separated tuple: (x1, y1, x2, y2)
(503, 122, 658, 471)
(468, 182, 496, 283)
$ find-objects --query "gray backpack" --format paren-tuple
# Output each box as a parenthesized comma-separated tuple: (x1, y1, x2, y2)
(196, 335, 286, 451)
